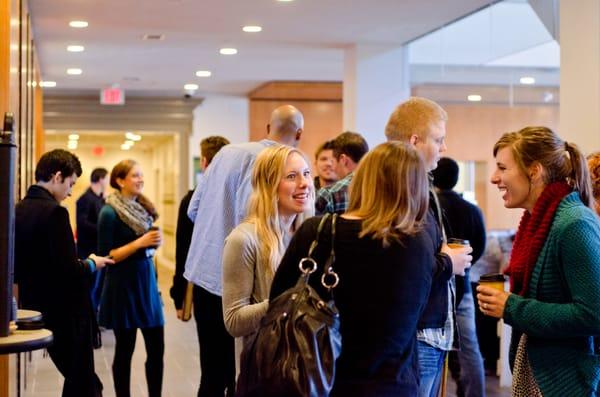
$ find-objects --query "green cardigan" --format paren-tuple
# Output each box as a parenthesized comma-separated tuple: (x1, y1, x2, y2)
(504, 192, 600, 396)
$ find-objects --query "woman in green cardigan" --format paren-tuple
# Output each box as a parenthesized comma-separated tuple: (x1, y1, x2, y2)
(477, 126, 600, 397)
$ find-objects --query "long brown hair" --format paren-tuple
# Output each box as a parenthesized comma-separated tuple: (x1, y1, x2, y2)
(110, 159, 158, 220)
(493, 126, 593, 209)
(346, 141, 429, 246)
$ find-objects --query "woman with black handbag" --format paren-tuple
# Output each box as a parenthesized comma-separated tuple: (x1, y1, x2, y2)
(269, 141, 435, 396)
(221, 146, 314, 364)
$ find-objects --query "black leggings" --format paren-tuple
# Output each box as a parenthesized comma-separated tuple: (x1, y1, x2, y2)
(112, 326, 164, 397)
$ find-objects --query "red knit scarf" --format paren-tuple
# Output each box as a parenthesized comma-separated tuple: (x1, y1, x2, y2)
(505, 181, 572, 296)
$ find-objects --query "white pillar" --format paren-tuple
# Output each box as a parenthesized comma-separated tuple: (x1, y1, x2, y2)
(343, 44, 410, 147)
(559, 0, 600, 152)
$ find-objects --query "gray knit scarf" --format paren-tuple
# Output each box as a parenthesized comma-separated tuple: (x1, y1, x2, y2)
(106, 191, 153, 235)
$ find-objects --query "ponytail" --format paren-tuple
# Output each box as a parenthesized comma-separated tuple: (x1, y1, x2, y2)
(565, 142, 594, 209)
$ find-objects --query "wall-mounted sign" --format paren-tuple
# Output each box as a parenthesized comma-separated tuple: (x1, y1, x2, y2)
(100, 87, 125, 105)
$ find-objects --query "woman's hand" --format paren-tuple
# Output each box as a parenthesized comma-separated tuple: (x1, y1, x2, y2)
(476, 285, 511, 318)
(136, 230, 162, 249)
(88, 254, 115, 269)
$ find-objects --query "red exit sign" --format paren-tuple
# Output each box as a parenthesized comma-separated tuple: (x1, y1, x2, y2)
(100, 87, 125, 105)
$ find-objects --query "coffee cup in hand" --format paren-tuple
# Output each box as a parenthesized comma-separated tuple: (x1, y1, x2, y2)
(478, 273, 506, 292)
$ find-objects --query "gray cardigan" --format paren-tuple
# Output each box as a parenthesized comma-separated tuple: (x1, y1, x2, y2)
(222, 221, 290, 339)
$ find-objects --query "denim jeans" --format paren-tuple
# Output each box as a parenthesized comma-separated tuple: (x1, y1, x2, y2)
(451, 290, 486, 397)
(417, 340, 446, 397)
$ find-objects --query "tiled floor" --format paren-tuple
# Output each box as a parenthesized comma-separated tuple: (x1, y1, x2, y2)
(20, 263, 511, 396)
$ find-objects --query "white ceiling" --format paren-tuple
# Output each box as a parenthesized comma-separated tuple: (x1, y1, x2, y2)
(28, 0, 499, 97)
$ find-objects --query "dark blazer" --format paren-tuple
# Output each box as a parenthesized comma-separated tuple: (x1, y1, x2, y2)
(15, 185, 94, 325)
(437, 189, 486, 303)
(76, 187, 105, 258)
(169, 189, 194, 309)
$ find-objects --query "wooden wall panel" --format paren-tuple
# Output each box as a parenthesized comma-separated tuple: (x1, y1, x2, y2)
(249, 81, 342, 101)
(0, 0, 8, 118)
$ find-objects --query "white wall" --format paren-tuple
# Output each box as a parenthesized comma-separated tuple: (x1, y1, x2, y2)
(188, 94, 249, 188)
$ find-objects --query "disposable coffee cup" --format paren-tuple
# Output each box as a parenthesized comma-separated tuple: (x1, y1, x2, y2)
(479, 273, 506, 292)
(447, 238, 470, 249)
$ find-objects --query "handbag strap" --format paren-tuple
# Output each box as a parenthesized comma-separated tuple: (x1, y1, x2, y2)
(320, 214, 339, 291)
(298, 213, 331, 275)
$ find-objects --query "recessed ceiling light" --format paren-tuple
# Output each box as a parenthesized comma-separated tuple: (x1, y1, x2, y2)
(467, 94, 482, 102)
(519, 76, 535, 85)
(219, 48, 238, 55)
(243, 26, 262, 33)
(67, 141, 78, 150)
(125, 132, 142, 141)
(68, 133, 79, 140)
(195, 70, 212, 77)
(67, 45, 85, 52)
(120, 143, 132, 151)
(184, 83, 199, 90)
(143, 34, 165, 41)
(277, 0, 294, 2)
(39, 81, 57, 87)
(69, 20, 88, 28)
(67, 68, 82, 75)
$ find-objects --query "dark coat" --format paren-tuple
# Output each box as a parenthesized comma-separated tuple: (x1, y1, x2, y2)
(15, 185, 94, 325)
(76, 187, 105, 258)
(169, 189, 194, 309)
(437, 189, 486, 303)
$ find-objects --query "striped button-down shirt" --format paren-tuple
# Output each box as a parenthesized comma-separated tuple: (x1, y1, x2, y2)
(184, 139, 277, 296)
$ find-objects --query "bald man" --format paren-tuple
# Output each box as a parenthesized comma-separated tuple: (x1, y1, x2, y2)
(184, 105, 304, 397)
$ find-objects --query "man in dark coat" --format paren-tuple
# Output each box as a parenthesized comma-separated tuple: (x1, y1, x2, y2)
(432, 157, 486, 397)
(15, 149, 113, 397)
(76, 167, 109, 312)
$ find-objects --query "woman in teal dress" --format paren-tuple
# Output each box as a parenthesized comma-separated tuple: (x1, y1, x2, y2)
(98, 159, 164, 397)
(477, 127, 600, 397)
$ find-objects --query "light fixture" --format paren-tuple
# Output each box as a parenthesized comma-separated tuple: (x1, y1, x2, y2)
(125, 132, 142, 141)
(124, 140, 135, 146)
(184, 83, 199, 90)
(39, 81, 57, 87)
(10, 44, 18, 51)
(67, 45, 85, 52)
(120, 143, 131, 150)
(69, 20, 88, 28)
(242, 26, 262, 33)
(219, 48, 238, 55)
(67, 68, 82, 75)
(68, 133, 79, 140)
(519, 76, 535, 85)
(467, 94, 482, 102)
(10, 19, 19, 27)
(195, 70, 212, 77)
(67, 141, 78, 150)
(277, 0, 294, 2)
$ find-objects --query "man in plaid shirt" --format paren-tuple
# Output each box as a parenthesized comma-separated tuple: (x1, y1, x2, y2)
(315, 131, 368, 215)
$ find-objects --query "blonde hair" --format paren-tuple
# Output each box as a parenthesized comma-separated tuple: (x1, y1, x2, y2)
(347, 141, 429, 246)
(385, 97, 448, 142)
(493, 126, 593, 209)
(246, 145, 314, 275)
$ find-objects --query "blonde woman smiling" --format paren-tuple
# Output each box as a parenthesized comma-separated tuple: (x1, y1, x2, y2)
(222, 145, 314, 342)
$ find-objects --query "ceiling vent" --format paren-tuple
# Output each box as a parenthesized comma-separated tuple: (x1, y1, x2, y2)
(143, 34, 165, 41)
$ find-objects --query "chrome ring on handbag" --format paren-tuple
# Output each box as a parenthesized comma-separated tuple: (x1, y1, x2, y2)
(321, 268, 339, 289)
(299, 257, 318, 274)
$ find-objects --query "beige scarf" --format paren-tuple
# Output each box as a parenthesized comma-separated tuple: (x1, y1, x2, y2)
(106, 191, 154, 235)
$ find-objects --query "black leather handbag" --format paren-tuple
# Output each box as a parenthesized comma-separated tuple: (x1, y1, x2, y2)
(236, 214, 342, 397)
